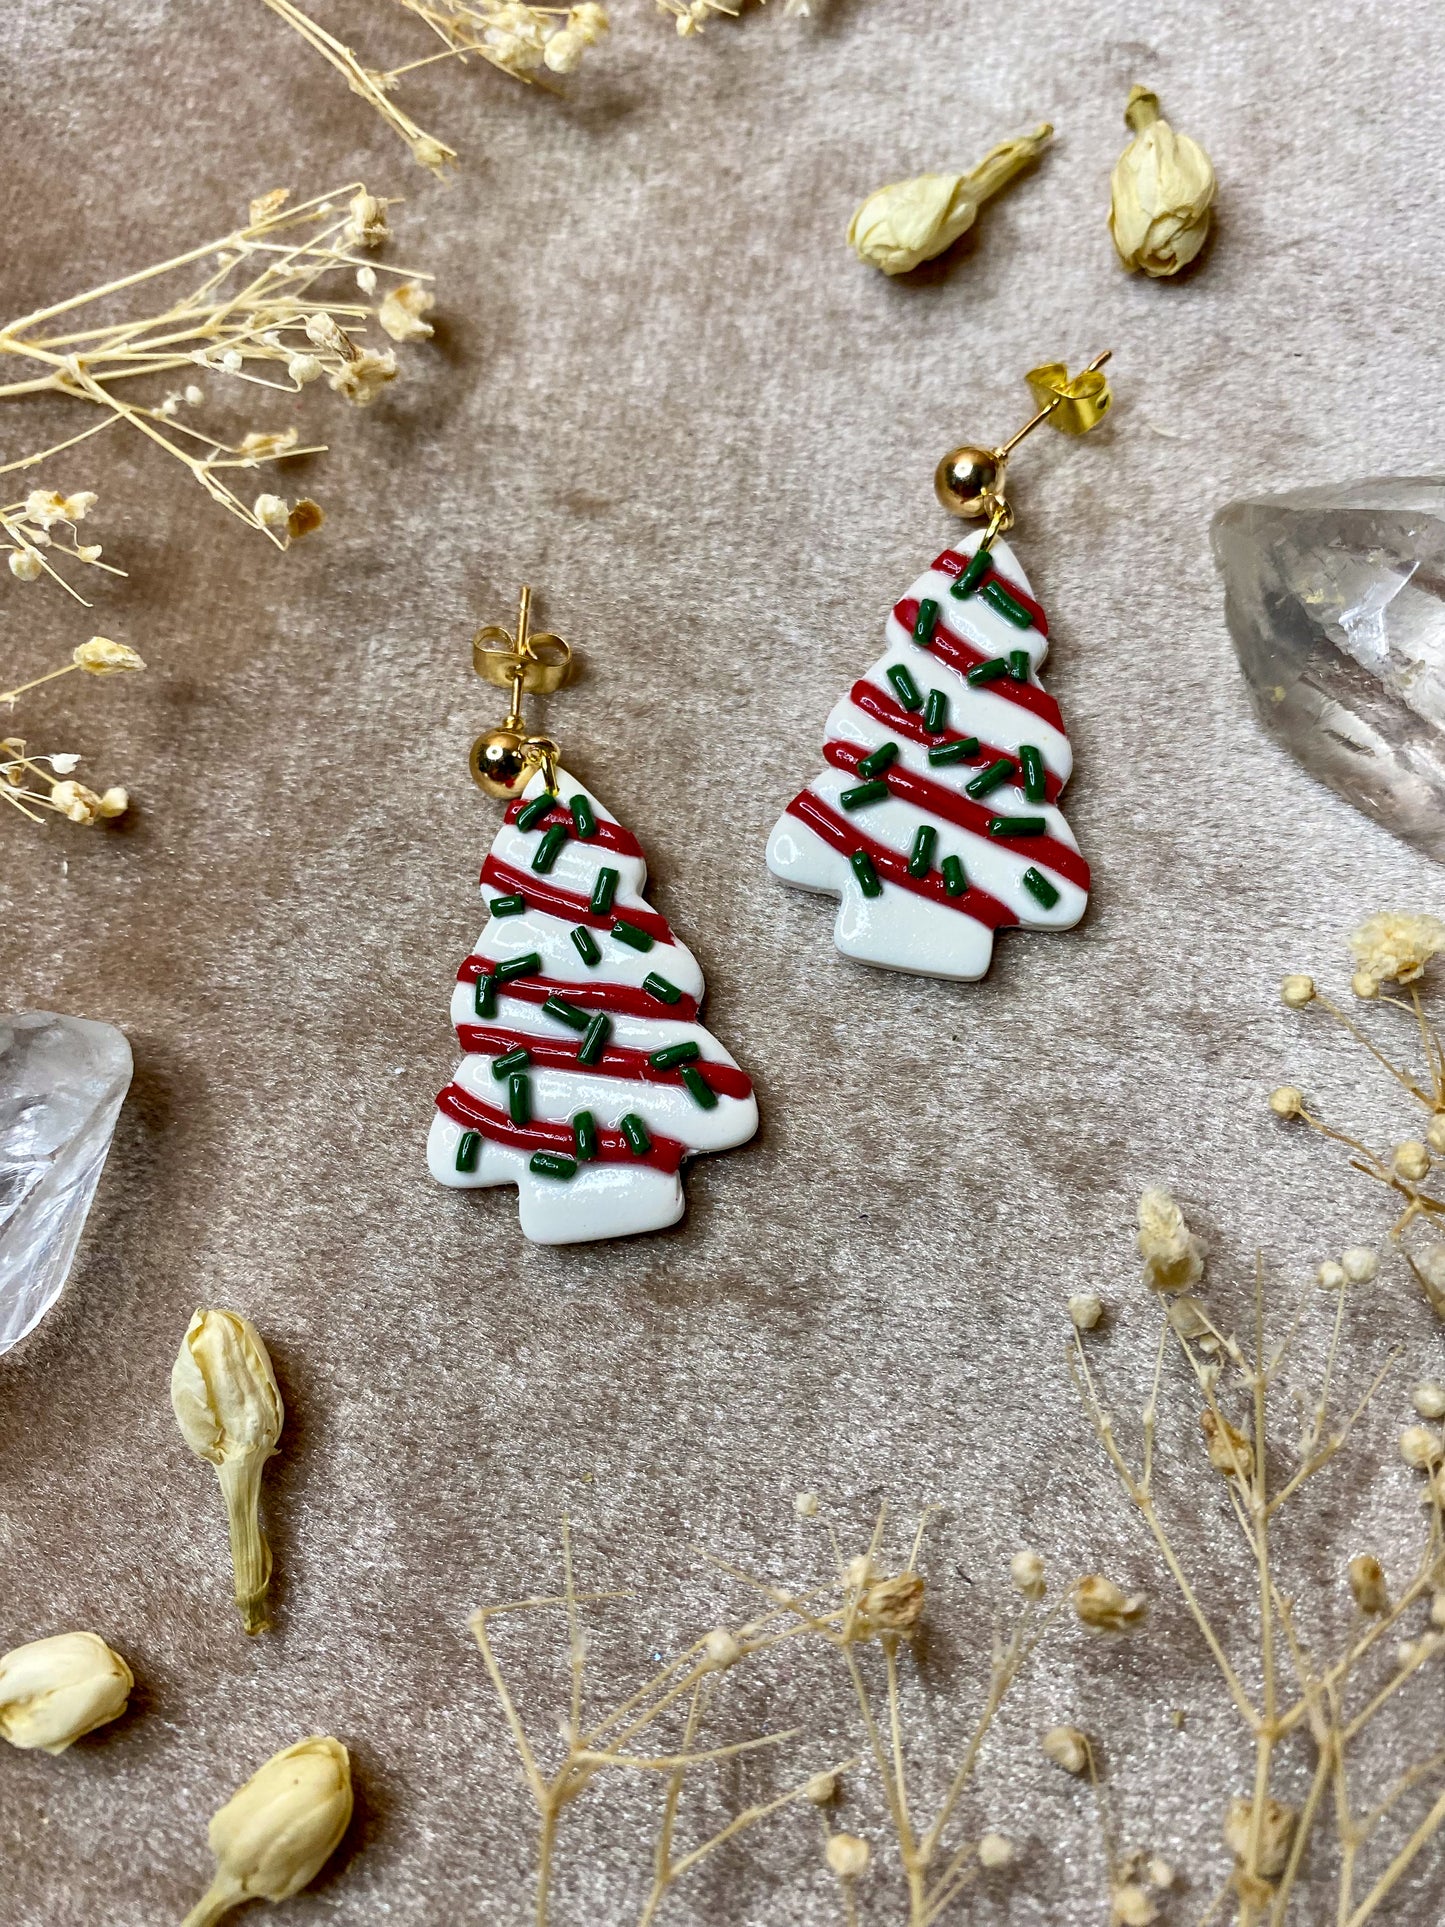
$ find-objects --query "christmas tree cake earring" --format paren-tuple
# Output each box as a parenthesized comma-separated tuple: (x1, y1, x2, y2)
(767, 353, 1113, 982)
(428, 587, 758, 1245)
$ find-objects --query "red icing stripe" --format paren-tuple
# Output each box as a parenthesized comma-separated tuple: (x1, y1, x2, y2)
(824, 742, 1089, 891)
(479, 856, 674, 946)
(892, 597, 1064, 735)
(456, 1023, 752, 1100)
(435, 1083, 685, 1174)
(848, 681, 1063, 805)
(931, 548, 1048, 634)
(503, 796, 643, 860)
(784, 791, 1017, 931)
(457, 957, 701, 1025)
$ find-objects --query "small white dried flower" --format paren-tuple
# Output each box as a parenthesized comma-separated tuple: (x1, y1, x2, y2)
(96, 787, 129, 819)
(1146, 1859, 1174, 1890)
(344, 189, 389, 249)
(1317, 1260, 1347, 1292)
(253, 494, 290, 533)
(543, 26, 586, 71)
(1340, 1245, 1379, 1284)
(238, 429, 300, 462)
(285, 353, 323, 386)
(1280, 974, 1315, 1007)
(1074, 1575, 1146, 1632)
(1201, 1409, 1254, 1480)
(977, 1833, 1014, 1869)
(73, 637, 145, 675)
(355, 265, 377, 295)
(1428, 1115, 1445, 1154)
(1010, 1548, 1046, 1600)
(329, 348, 397, 406)
(378, 281, 435, 344)
(219, 349, 244, 374)
(1068, 1292, 1104, 1331)
(7, 548, 43, 581)
(1041, 1724, 1090, 1774)
(804, 1770, 837, 1806)
(1223, 1795, 1296, 1878)
(700, 1629, 740, 1671)
(1430, 1592, 1445, 1629)
(1350, 912, 1445, 986)
(570, 2, 610, 41)
(825, 1833, 869, 1879)
(842, 1554, 872, 1591)
(860, 1571, 925, 1633)
(794, 1490, 819, 1519)
(1352, 970, 1380, 999)
(48, 752, 80, 774)
(1269, 1085, 1305, 1118)
(1395, 1140, 1431, 1183)
(1137, 1188, 1204, 1294)
(1112, 1885, 1159, 1927)
(304, 311, 345, 351)
(1348, 1553, 1388, 1615)
(1401, 1425, 1443, 1470)
(1413, 1380, 1445, 1420)
(24, 489, 97, 526)
(184, 383, 204, 406)
(49, 780, 107, 824)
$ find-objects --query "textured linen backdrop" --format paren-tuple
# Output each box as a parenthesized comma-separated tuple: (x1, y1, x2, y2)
(5, 2, 1445, 1921)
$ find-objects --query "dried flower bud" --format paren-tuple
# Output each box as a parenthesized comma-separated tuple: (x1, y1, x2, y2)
(25, 488, 97, 526)
(287, 500, 324, 542)
(172, 1309, 284, 1634)
(1429, 1116, 1445, 1155)
(1317, 1260, 1347, 1292)
(1201, 1409, 1254, 1480)
(804, 1770, 837, 1806)
(700, 1629, 740, 1671)
(1109, 86, 1215, 277)
(794, 1490, 819, 1518)
(1041, 1724, 1090, 1774)
(1396, 1140, 1431, 1182)
(378, 281, 436, 344)
(1430, 1591, 1445, 1629)
(1074, 1575, 1146, 1633)
(977, 1832, 1013, 1869)
(1347, 1554, 1388, 1615)
(1414, 1380, 1445, 1420)
(1340, 1245, 1379, 1284)
(861, 1571, 925, 1633)
(1350, 912, 1445, 986)
(848, 123, 1053, 275)
(97, 786, 129, 819)
(1112, 1885, 1159, 1927)
(825, 1833, 869, 1879)
(569, 2, 609, 42)
(1068, 1292, 1104, 1331)
(49, 780, 109, 825)
(1280, 974, 1314, 1008)
(1010, 1548, 1046, 1600)
(1399, 1424, 1443, 1470)
(1146, 1858, 1174, 1890)
(543, 26, 585, 70)
(1137, 1188, 1204, 1293)
(1223, 1795, 1296, 1879)
(1268, 1086, 1304, 1119)
(329, 348, 397, 407)
(1352, 970, 1379, 999)
(73, 636, 144, 675)
(842, 1554, 872, 1591)
(0, 1632, 133, 1754)
(7, 548, 43, 581)
(285, 353, 323, 387)
(182, 1735, 353, 1926)
(253, 494, 290, 533)
(343, 189, 389, 249)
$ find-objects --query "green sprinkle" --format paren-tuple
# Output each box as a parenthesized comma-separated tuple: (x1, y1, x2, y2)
(940, 854, 968, 897)
(612, 919, 654, 952)
(455, 1130, 481, 1173)
(923, 687, 948, 732)
(886, 663, 924, 711)
(569, 793, 598, 839)
(966, 657, 1009, 687)
(492, 1047, 531, 1080)
(908, 825, 936, 877)
(965, 759, 1014, 800)
(620, 1112, 652, 1156)
(578, 1012, 611, 1065)
(912, 597, 939, 645)
(849, 849, 883, 898)
(515, 791, 557, 833)
(572, 1110, 598, 1161)
(529, 1150, 577, 1181)
(473, 973, 497, 1019)
(1008, 649, 1031, 682)
(643, 973, 683, 1005)
(494, 952, 541, 983)
(1019, 744, 1046, 804)
(857, 741, 899, 779)
(650, 1040, 701, 1070)
(841, 780, 889, 811)
(531, 822, 568, 874)
(508, 1071, 531, 1126)
(1022, 866, 1061, 908)
(681, 1066, 718, 1111)
(982, 579, 1033, 628)
(949, 547, 992, 599)
(542, 994, 590, 1032)
(571, 925, 601, 967)
(489, 893, 526, 917)
(928, 736, 980, 768)
(589, 867, 619, 916)
(989, 815, 1047, 838)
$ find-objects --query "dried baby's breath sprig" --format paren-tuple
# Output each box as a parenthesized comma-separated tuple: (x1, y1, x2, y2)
(1109, 85, 1216, 277)
(171, 1310, 285, 1635)
(848, 124, 1053, 275)
(1, 636, 143, 826)
(2, 488, 125, 604)
(0, 184, 434, 573)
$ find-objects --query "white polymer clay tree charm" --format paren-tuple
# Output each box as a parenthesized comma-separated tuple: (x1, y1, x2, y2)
(766, 531, 1090, 981)
(429, 770, 758, 1244)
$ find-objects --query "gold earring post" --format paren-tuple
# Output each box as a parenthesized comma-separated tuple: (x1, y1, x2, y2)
(934, 351, 1115, 534)
(468, 585, 573, 799)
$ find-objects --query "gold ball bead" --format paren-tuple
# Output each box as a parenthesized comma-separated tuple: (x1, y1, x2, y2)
(469, 727, 533, 799)
(934, 445, 1001, 519)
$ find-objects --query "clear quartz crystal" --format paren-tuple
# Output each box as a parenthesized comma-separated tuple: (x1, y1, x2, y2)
(0, 1012, 132, 1354)
(1213, 477, 1445, 858)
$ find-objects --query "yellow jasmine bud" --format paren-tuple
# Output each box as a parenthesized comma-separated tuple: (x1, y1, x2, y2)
(0, 1631, 133, 1754)
(171, 1309, 284, 1634)
(73, 636, 145, 675)
(182, 1736, 353, 1927)
(848, 123, 1053, 275)
(1109, 86, 1216, 278)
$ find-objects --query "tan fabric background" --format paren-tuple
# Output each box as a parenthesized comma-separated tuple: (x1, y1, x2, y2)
(5, 1, 1445, 1920)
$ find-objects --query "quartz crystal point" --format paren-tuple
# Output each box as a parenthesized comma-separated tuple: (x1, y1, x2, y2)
(1214, 478, 1445, 858)
(0, 1013, 132, 1354)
